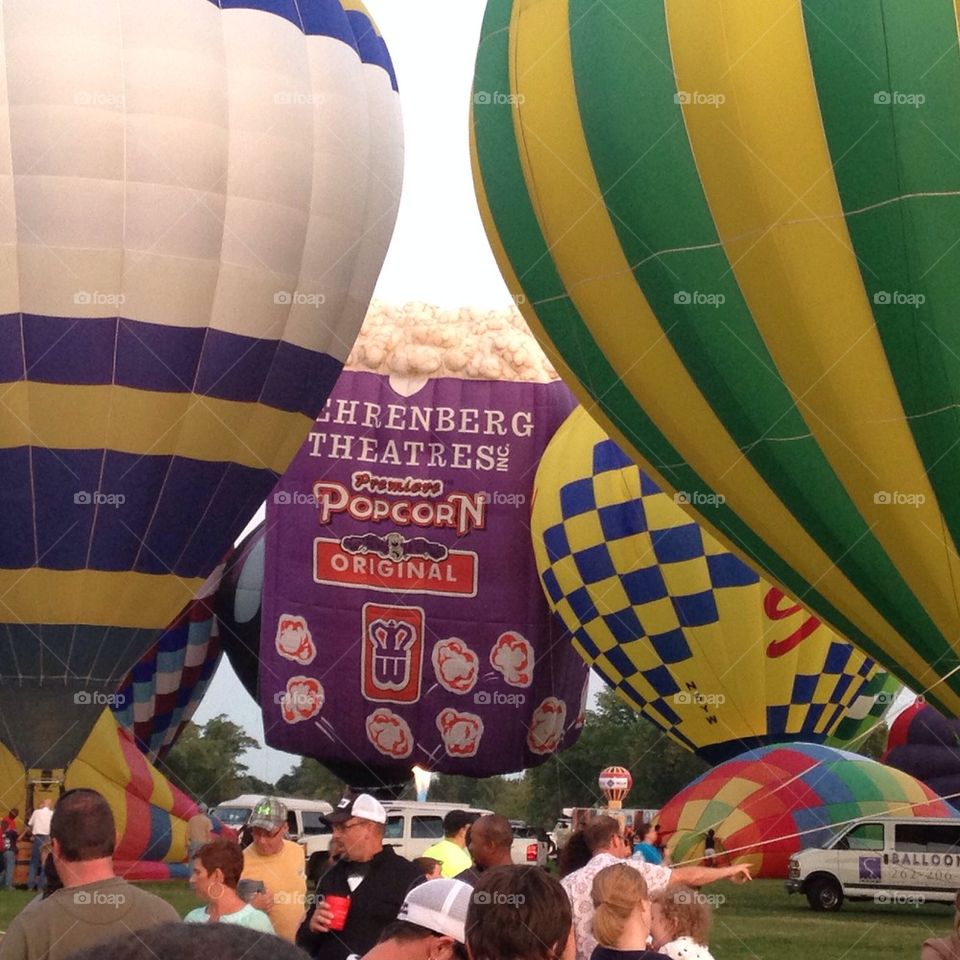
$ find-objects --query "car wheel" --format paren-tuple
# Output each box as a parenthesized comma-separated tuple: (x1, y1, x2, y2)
(806, 877, 843, 912)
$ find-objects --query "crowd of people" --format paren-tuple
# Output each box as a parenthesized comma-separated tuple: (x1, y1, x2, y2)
(0, 791, 756, 960)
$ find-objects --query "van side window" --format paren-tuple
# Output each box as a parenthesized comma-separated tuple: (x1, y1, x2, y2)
(836, 823, 883, 851)
(412, 816, 444, 839)
(301, 812, 331, 836)
(385, 816, 404, 839)
(895, 823, 960, 853)
(287, 812, 298, 836)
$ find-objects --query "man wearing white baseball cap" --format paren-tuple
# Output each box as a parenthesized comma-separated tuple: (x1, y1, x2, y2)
(350, 877, 472, 960)
(297, 794, 422, 960)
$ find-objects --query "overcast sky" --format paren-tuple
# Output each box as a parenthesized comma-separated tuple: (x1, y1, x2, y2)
(192, 1, 534, 787)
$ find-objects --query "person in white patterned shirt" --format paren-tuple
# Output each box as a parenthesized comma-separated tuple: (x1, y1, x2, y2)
(560, 817, 750, 960)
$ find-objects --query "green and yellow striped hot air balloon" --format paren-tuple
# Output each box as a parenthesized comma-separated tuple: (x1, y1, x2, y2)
(472, 0, 960, 716)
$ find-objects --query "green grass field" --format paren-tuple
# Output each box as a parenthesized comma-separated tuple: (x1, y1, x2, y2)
(0, 879, 954, 957)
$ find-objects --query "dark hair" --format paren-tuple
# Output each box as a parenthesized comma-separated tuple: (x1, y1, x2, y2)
(444, 809, 479, 837)
(51, 789, 115, 862)
(378, 920, 468, 959)
(197, 838, 244, 890)
(466, 865, 571, 960)
(8, 809, 18, 818)
(472, 814, 513, 851)
(637, 821, 653, 837)
(63, 922, 307, 960)
(558, 830, 592, 877)
(414, 856, 442, 875)
(584, 816, 621, 854)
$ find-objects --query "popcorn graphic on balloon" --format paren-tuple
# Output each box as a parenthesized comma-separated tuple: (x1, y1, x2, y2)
(490, 631, 534, 688)
(366, 708, 414, 759)
(280, 676, 324, 724)
(432, 638, 479, 694)
(528, 697, 567, 754)
(436, 708, 483, 757)
(275, 614, 316, 665)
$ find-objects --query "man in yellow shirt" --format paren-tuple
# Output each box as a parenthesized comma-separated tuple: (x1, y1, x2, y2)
(241, 797, 306, 942)
(420, 810, 477, 879)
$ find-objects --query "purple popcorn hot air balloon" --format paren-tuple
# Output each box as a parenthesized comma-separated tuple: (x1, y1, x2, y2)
(0, 0, 403, 770)
(884, 700, 960, 803)
(221, 302, 591, 788)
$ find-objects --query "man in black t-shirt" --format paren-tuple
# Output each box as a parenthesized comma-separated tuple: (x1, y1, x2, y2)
(296, 794, 421, 960)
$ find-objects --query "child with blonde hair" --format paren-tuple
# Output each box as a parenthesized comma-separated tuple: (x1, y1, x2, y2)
(589, 862, 672, 960)
(650, 886, 716, 960)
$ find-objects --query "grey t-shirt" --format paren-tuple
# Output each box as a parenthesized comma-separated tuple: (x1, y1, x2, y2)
(0, 876, 179, 960)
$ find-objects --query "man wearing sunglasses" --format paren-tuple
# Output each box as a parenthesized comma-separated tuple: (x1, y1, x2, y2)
(297, 794, 422, 960)
(240, 796, 307, 943)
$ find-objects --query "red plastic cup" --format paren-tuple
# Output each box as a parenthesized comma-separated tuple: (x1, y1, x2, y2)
(324, 894, 351, 931)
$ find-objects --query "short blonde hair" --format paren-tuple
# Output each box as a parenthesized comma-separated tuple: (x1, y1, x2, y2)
(652, 886, 712, 946)
(590, 863, 648, 947)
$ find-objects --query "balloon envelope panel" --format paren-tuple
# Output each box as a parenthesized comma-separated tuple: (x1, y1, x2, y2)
(659, 743, 958, 879)
(532, 407, 882, 763)
(0, 0, 403, 768)
(472, 0, 960, 719)
(111, 567, 224, 762)
(884, 701, 960, 803)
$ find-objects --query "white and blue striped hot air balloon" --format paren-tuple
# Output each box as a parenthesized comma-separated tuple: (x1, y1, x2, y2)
(0, 0, 403, 770)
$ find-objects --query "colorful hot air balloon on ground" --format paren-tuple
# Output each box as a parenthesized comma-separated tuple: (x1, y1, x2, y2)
(0, 0, 403, 771)
(472, 0, 960, 717)
(659, 743, 958, 879)
(222, 301, 589, 787)
(884, 701, 960, 805)
(532, 407, 886, 763)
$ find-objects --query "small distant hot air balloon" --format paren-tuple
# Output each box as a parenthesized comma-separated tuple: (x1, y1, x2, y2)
(0, 0, 403, 771)
(472, 0, 960, 718)
(598, 766, 633, 811)
(659, 743, 958, 880)
(532, 407, 886, 763)
(221, 303, 589, 787)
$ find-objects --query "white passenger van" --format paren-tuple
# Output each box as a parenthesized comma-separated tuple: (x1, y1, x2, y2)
(787, 816, 960, 910)
(212, 794, 333, 844)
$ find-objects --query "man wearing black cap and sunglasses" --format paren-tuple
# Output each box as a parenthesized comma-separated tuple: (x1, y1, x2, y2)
(296, 793, 422, 960)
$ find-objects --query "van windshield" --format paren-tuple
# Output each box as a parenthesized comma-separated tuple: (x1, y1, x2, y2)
(213, 806, 252, 826)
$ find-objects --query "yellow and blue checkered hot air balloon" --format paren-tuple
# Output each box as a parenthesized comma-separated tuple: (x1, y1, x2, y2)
(473, 0, 960, 718)
(532, 408, 890, 763)
(0, 0, 403, 771)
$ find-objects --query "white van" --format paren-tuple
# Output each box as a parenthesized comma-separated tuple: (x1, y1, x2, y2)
(787, 815, 960, 911)
(212, 794, 333, 844)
